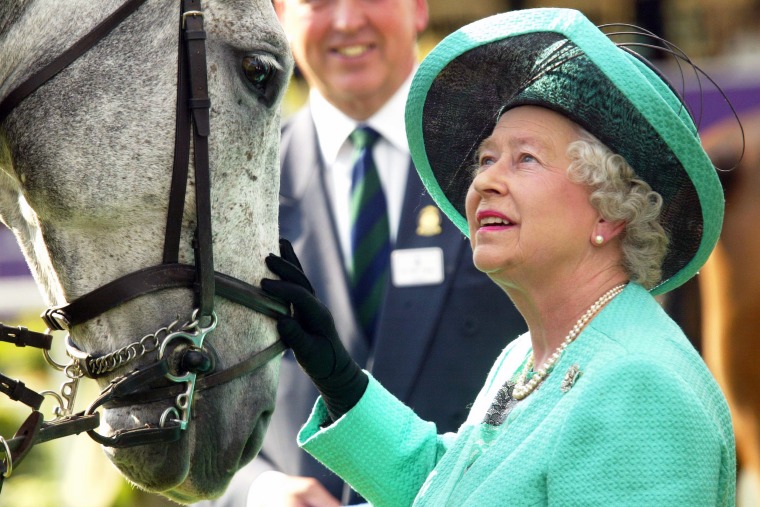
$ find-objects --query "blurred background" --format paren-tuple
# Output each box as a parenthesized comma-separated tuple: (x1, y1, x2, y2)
(2, 0, 758, 505)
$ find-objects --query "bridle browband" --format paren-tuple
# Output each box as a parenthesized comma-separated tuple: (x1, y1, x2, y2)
(0, 0, 288, 480)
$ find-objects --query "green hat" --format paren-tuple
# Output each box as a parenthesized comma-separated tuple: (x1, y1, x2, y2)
(405, 8, 723, 295)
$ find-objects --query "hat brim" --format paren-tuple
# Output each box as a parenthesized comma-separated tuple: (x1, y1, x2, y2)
(405, 8, 724, 295)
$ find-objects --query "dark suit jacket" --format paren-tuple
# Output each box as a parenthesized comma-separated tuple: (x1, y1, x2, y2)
(206, 107, 526, 506)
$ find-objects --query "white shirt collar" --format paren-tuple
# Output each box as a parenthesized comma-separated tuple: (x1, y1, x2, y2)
(309, 71, 414, 165)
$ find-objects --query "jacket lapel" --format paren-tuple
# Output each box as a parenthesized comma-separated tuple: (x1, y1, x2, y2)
(279, 108, 369, 363)
(370, 166, 468, 401)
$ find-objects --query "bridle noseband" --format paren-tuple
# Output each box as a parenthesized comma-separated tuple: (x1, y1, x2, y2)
(0, 0, 288, 472)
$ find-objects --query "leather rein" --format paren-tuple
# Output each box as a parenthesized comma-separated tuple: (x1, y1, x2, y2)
(0, 0, 288, 485)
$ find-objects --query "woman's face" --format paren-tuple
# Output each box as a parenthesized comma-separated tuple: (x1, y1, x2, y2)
(465, 106, 600, 287)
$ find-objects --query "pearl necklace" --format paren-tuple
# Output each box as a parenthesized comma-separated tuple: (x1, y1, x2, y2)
(512, 283, 627, 400)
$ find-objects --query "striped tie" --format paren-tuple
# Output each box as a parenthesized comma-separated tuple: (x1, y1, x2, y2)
(349, 126, 390, 343)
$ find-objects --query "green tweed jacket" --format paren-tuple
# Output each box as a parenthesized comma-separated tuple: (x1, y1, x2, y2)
(299, 283, 736, 506)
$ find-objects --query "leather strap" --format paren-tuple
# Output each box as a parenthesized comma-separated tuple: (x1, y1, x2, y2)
(88, 422, 182, 448)
(1, 411, 42, 479)
(162, 4, 192, 265)
(0, 324, 52, 350)
(84, 361, 183, 447)
(195, 340, 286, 392)
(41, 264, 289, 330)
(183, 0, 215, 319)
(0, 374, 45, 411)
(6, 413, 100, 455)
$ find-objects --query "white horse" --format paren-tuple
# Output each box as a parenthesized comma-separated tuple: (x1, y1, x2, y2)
(0, 0, 292, 502)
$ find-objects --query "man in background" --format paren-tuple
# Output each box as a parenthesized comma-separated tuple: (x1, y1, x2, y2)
(204, 0, 525, 505)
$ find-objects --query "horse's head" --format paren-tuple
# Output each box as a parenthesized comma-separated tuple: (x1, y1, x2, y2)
(0, 0, 293, 501)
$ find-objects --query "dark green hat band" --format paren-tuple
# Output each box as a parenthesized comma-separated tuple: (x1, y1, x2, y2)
(405, 8, 723, 295)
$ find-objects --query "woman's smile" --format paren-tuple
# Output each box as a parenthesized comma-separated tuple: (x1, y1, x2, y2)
(475, 210, 516, 232)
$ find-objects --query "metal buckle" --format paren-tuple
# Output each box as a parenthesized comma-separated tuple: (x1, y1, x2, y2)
(0, 436, 12, 478)
(41, 308, 70, 332)
(182, 10, 203, 29)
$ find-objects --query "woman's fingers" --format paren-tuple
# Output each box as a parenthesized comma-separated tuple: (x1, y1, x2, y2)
(262, 278, 315, 313)
(278, 238, 304, 271)
(276, 317, 336, 380)
(265, 254, 315, 294)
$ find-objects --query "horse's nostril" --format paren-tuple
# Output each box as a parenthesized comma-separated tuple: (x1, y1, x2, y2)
(180, 349, 214, 374)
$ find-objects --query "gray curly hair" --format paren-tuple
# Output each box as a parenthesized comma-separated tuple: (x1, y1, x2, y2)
(567, 130, 669, 289)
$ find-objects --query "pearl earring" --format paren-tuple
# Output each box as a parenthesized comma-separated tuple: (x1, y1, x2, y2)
(594, 235, 604, 245)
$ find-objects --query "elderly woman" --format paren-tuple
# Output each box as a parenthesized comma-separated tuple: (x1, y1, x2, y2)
(261, 8, 735, 506)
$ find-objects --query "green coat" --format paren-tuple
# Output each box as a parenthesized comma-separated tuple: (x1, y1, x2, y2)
(299, 283, 736, 506)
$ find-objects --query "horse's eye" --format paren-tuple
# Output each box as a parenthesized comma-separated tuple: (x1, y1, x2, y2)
(242, 55, 278, 105)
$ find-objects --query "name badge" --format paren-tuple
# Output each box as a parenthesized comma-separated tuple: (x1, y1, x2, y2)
(391, 247, 444, 287)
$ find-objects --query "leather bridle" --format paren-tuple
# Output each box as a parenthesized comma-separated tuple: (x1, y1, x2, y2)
(0, 0, 288, 479)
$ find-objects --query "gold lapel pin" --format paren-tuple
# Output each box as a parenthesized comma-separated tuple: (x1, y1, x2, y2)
(416, 205, 442, 237)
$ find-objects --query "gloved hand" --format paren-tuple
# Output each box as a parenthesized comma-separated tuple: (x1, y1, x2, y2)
(262, 239, 368, 421)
